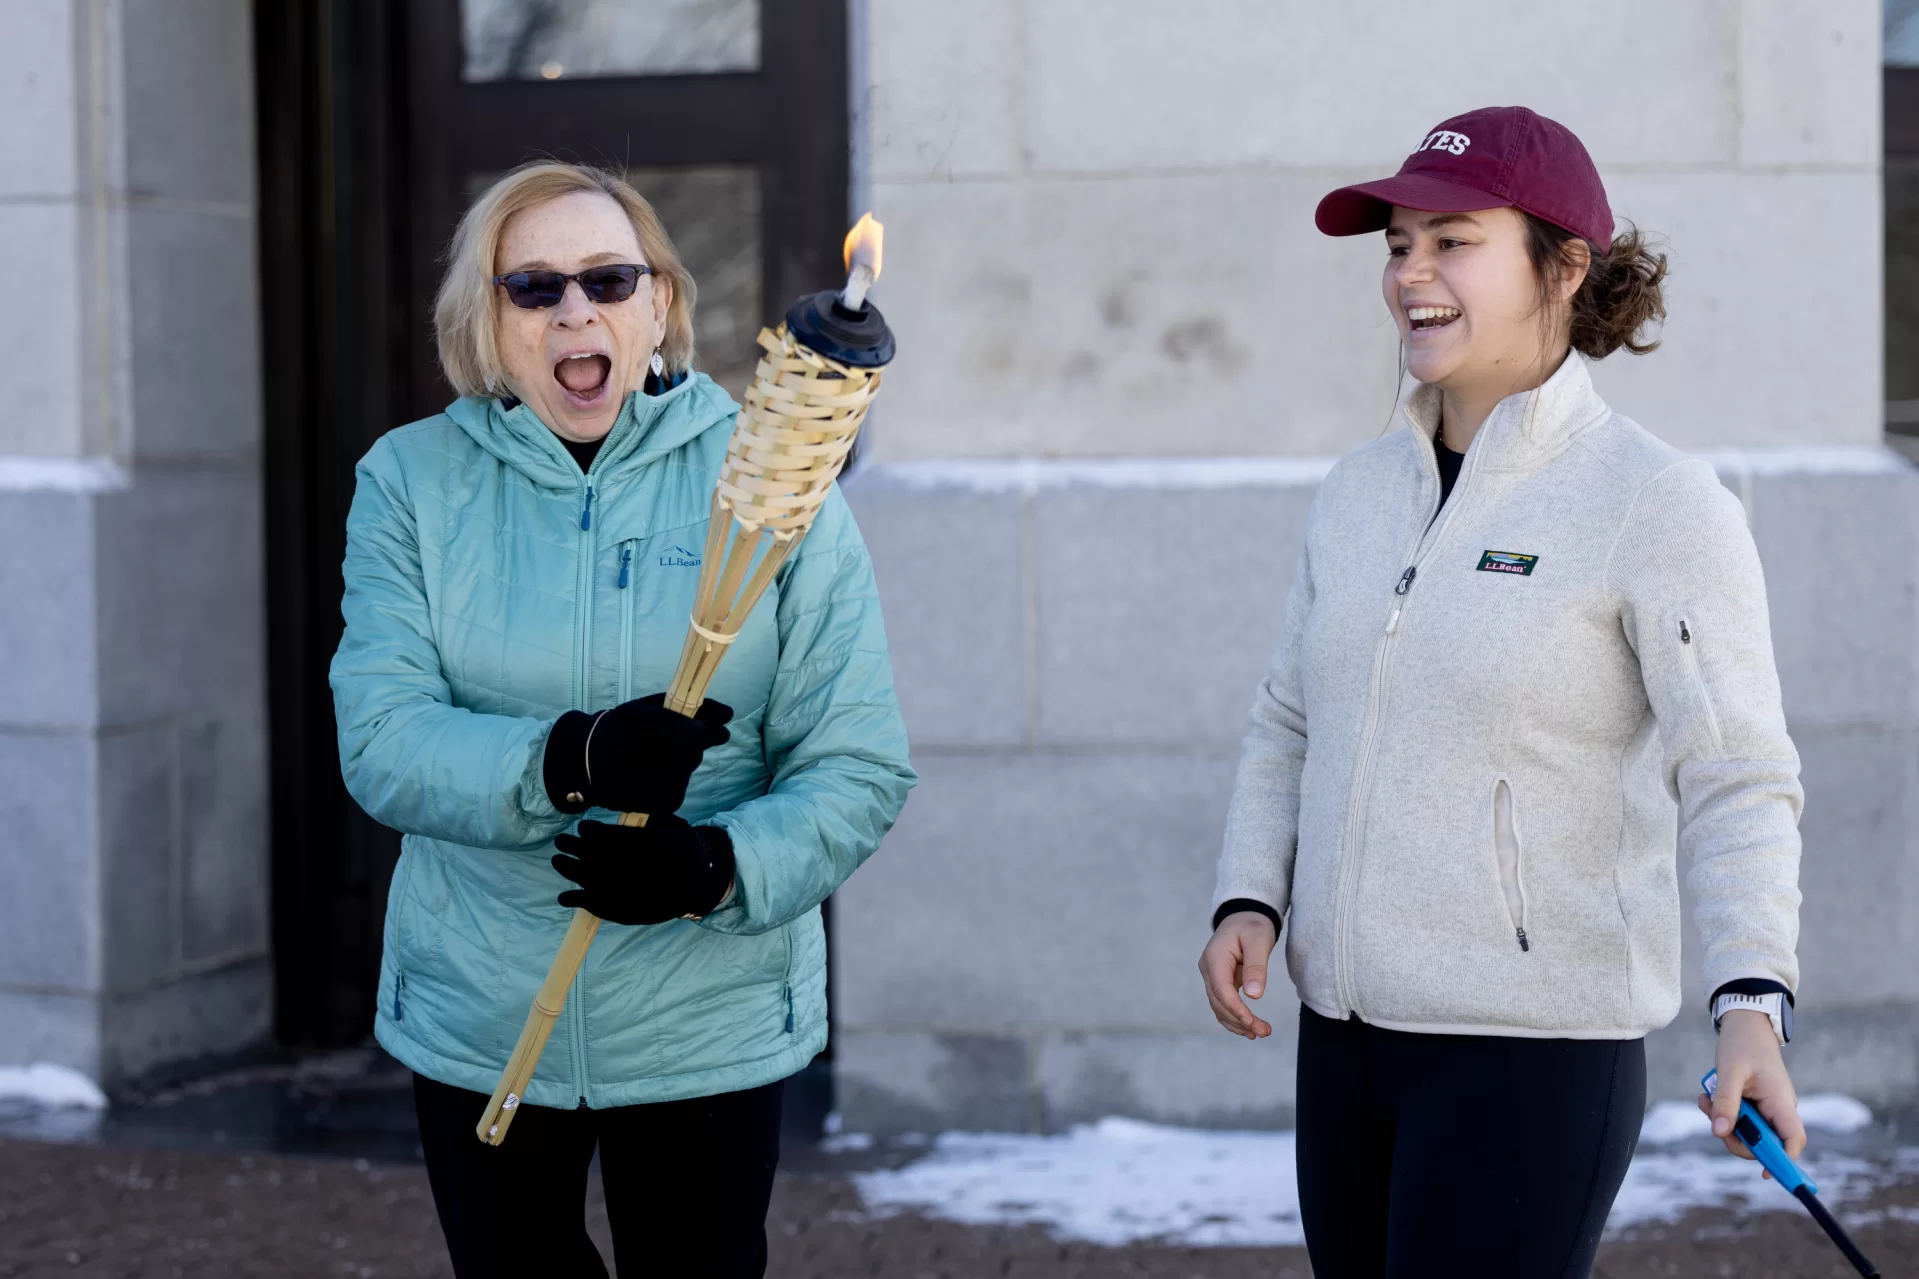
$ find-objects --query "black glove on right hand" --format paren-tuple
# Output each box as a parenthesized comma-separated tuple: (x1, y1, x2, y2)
(543, 693, 733, 817)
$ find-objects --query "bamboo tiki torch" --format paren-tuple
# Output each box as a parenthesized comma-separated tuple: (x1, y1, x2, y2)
(477, 215, 897, 1145)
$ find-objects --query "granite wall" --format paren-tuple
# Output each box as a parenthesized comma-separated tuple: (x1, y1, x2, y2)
(0, 0, 269, 1086)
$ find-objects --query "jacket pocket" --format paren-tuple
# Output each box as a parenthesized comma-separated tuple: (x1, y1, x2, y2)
(781, 924, 796, 1034)
(1676, 617, 1724, 753)
(385, 843, 420, 1023)
(1492, 778, 1531, 952)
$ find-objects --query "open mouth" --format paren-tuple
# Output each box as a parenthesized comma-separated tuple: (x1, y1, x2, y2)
(1407, 305, 1461, 333)
(554, 353, 612, 406)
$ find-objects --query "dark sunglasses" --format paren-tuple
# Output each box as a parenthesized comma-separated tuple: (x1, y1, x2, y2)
(492, 263, 654, 309)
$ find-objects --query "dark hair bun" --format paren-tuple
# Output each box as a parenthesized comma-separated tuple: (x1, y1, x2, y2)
(1525, 215, 1668, 358)
(1573, 225, 1668, 358)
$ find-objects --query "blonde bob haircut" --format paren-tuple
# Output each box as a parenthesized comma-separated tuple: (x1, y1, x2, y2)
(434, 161, 698, 397)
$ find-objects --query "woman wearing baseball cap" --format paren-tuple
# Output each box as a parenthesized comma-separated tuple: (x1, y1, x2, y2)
(1199, 107, 1805, 1275)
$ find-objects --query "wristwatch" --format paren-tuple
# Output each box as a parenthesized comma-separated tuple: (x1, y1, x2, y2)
(1712, 990, 1792, 1045)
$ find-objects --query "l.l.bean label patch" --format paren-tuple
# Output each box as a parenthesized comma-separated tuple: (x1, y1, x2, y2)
(1477, 550, 1539, 576)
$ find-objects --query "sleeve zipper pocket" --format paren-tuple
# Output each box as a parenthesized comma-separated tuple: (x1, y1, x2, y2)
(1677, 618, 1725, 752)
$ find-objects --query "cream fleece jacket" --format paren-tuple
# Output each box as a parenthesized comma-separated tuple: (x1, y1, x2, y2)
(1214, 353, 1802, 1039)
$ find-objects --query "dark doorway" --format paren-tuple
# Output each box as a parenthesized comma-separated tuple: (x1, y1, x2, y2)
(1889, 62, 1919, 454)
(255, 0, 851, 1046)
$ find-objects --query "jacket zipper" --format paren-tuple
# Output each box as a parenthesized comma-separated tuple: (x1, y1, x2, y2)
(1677, 619, 1724, 752)
(567, 474, 599, 1107)
(392, 970, 405, 1021)
(1492, 778, 1531, 952)
(1333, 433, 1476, 1016)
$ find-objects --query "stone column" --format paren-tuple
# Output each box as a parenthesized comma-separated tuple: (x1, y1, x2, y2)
(0, 0, 269, 1087)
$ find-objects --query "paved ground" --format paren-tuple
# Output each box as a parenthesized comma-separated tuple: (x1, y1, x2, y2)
(4, 1134, 1917, 1278)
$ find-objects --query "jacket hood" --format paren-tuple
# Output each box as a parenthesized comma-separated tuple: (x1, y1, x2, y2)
(442, 373, 742, 492)
(1401, 350, 1610, 472)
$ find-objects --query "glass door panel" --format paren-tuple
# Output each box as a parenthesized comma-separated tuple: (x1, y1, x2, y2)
(462, 0, 759, 81)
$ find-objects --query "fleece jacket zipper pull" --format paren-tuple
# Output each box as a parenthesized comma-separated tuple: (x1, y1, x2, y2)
(618, 546, 631, 589)
(1387, 566, 1417, 634)
(580, 485, 595, 531)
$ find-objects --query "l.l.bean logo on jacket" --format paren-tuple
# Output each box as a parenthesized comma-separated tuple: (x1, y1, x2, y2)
(659, 544, 702, 568)
(1477, 550, 1538, 576)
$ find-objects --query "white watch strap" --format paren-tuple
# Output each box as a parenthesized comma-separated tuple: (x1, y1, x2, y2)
(1712, 991, 1786, 1046)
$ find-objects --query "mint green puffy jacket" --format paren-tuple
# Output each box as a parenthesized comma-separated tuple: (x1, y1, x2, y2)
(329, 375, 915, 1108)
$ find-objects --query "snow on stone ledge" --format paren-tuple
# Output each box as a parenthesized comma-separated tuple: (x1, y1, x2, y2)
(849, 444, 1909, 497)
(855, 456, 1337, 494)
(1698, 445, 1914, 478)
(0, 456, 130, 493)
(0, 1063, 108, 1109)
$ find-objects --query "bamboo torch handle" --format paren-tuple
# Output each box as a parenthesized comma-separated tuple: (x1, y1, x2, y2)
(474, 905, 603, 1144)
(473, 695, 707, 1144)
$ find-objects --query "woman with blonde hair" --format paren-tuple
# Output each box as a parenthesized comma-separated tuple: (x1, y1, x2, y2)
(1200, 108, 1805, 1276)
(330, 162, 914, 1277)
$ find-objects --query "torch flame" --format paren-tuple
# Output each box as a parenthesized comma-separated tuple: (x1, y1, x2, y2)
(843, 213, 883, 282)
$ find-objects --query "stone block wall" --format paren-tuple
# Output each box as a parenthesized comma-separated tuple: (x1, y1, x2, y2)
(862, 0, 1882, 461)
(0, 0, 269, 1086)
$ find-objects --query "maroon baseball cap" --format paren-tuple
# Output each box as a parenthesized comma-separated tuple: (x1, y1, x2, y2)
(1316, 106, 1613, 246)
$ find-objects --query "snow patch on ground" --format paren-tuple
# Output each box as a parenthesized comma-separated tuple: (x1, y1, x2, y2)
(1801, 1093, 1877, 1134)
(1640, 1099, 1714, 1144)
(854, 1118, 1303, 1247)
(1616, 1151, 1886, 1228)
(1640, 1093, 1875, 1145)
(0, 1064, 107, 1109)
(851, 1103, 1900, 1248)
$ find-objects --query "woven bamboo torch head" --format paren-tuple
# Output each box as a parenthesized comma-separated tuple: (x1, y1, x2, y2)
(717, 214, 896, 540)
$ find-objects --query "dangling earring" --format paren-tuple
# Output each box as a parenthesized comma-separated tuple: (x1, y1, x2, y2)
(649, 349, 665, 378)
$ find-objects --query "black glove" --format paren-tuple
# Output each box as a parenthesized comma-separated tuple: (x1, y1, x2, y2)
(551, 816, 736, 925)
(543, 693, 733, 816)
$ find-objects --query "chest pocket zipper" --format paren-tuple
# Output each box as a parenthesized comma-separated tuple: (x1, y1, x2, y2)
(1492, 778, 1530, 952)
(617, 541, 637, 704)
(1677, 619, 1724, 753)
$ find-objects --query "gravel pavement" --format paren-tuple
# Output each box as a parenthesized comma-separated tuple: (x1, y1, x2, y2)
(5, 1134, 1918, 1278)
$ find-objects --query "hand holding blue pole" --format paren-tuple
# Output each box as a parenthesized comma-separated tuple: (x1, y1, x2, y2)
(1701, 1069, 1879, 1277)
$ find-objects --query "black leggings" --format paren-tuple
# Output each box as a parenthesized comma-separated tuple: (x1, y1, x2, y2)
(1296, 1006, 1644, 1279)
(413, 1073, 784, 1279)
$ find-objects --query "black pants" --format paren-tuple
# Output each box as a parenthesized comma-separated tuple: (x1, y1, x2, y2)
(413, 1073, 784, 1279)
(1295, 1006, 1644, 1279)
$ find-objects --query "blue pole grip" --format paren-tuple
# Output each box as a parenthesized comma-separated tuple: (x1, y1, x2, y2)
(1700, 1069, 1813, 1193)
(1702, 1069, 1882, 1277)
